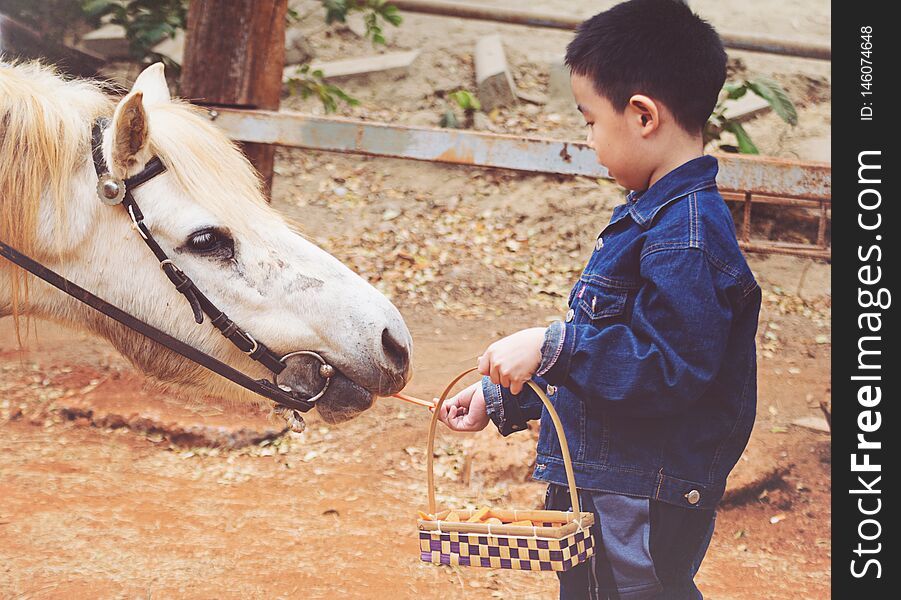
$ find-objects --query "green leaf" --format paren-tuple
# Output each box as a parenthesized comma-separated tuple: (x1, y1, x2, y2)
(383, 6, 403, 26)
(81, 0, 116, 19)
(724, 122, 759, 154)
(449, 90, 481, 111)
(323, 0, 349, 23)
(723, 81, 749, 100)
(747, 77, 798, 126)
(286, 64, 359, 112)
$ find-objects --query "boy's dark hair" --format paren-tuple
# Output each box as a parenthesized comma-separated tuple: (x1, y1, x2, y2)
(565, 0, 726, 133)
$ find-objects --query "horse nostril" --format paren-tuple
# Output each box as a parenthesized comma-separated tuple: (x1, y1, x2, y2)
(381, 327, 410, 373)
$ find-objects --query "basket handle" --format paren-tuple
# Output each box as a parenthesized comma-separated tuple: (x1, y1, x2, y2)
(426, 368, 582, 520)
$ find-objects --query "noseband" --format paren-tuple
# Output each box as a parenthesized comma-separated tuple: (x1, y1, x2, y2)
(0, 118, 332, 420)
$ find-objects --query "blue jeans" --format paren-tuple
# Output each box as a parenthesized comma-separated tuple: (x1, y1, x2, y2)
(545, 484, 716, 600)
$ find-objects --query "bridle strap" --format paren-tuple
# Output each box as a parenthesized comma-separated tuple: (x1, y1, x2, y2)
(90, 119, 290, 376)
(0, 118, 328, 413)
(0, 241, 314, 412)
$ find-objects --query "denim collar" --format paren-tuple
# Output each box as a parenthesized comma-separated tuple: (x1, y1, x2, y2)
(621, 155, 719, 229)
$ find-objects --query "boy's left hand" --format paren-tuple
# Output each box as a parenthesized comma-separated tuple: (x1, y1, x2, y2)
(478, 327, 547, 395)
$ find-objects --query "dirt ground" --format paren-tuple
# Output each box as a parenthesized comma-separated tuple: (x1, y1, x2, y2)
(2, 1, 831, 598)
(0, 293, 831, 599)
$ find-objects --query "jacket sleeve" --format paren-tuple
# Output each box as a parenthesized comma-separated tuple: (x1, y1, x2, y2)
(482, 324, 562, 435)
(540, 247, 737, 417)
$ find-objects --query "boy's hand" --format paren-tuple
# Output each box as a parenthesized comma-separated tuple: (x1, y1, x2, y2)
(478, 327, 546, 395)
(436, 382, 489, 432)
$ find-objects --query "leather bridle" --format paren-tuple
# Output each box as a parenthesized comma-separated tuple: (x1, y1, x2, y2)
(0, 118, 333, 418)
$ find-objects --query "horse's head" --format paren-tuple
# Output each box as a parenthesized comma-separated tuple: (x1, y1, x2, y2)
(78, 64, 411, 422)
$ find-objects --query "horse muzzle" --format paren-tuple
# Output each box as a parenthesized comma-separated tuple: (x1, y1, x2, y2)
(274, 350, 389, 425)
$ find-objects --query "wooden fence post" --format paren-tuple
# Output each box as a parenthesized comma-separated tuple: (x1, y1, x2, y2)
(180, 0, 287, 197)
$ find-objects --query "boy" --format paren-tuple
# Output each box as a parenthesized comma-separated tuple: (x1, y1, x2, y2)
(437, 1, 761, 598)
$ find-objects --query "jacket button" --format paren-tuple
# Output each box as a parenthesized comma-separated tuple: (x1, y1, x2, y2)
(685, 490, 701, 505)
(595, 237, 604, 251)
(565, 309, 574, 322)
(546, 385, 557, 396)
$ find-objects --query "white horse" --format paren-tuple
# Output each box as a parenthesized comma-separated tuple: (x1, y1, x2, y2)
(0, 61, 412, 423)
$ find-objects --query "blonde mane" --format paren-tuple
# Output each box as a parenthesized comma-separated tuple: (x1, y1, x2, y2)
(1, 60, 276, 328)
(145, 100, 278, 238)
(1, 61, 112, 332)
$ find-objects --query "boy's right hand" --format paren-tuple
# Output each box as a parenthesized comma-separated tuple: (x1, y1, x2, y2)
(436, 382, 489, 432)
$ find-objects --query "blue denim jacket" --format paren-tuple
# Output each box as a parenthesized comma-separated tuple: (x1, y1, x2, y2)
(484, 156, 761, 510)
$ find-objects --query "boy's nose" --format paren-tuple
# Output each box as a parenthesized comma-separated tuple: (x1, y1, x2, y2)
(585, 129, 595, 148)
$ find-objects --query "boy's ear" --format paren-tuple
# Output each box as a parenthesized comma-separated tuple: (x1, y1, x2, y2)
(628, 94, 660, 137)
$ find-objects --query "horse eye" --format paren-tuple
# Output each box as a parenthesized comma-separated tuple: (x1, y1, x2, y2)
(186, 228, 233, 257)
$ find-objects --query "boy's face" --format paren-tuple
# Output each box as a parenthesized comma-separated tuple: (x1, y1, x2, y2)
(571, 73, 655, 191)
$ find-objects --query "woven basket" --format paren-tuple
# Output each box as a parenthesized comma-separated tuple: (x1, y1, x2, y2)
(418, 368, 595, 572)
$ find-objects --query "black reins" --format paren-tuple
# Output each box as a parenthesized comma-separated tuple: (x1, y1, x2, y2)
(0, 119, 330, 414)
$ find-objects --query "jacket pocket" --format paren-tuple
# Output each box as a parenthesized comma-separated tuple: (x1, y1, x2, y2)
(574, 278, 629, 322)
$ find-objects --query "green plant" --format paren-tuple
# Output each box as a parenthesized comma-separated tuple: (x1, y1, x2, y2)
(440, 90, 481, 129)
(81, 0, 187, 66)
(705, 77, 798, 154)
(285, 0, 402, 111)
(285, 64, 360, 113)
(322, 0, 402, 45)
(2, 0, 399, 114)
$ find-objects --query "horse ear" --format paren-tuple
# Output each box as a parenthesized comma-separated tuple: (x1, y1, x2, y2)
(109, 91, 150, 178)
(131, 62, 171, 105)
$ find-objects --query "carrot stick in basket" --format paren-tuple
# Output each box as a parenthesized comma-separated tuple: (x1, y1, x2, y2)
(391, 393, 436, 409)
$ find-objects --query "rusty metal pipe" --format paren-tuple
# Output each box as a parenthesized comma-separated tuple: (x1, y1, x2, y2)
(208, 107, 831, 259)
(739, 241, 830, 260)
(210, 108, 832, 201)
(390, 0, 831, 60)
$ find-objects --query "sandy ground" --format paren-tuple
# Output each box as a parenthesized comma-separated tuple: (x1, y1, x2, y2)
(1, 1, 831, 598)
(1, 295, 830, 599)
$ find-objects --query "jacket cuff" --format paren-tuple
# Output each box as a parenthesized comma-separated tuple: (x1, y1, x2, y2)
(536, 320, 566, 377)
(540, 322, 576, 385)
(483, 376, 529, 436)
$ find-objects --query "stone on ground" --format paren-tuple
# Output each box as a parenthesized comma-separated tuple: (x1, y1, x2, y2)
(475, 34, 518, 111)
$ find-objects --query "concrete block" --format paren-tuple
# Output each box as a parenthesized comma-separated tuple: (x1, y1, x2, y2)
(284, 49, 420, 81)
(474, 34, 517, 111)
(80, 23, 130, 59)
(722, 93, 772, 123)
(151, 29, 185, 64)
(547, 58, 574, 110)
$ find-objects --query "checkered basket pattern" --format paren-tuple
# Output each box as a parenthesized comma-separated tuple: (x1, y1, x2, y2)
(419, 525, 594, 571)
(418, 370, 596, 572)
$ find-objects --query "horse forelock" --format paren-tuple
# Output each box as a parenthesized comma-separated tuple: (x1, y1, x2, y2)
(1, 61, 107, 244)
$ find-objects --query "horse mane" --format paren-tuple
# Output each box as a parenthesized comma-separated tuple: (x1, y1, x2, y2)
(1, 60, 277, 336)
(1, 60, 113, 336)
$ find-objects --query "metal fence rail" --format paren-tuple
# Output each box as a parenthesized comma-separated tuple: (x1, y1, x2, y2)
(210, 107, 831, 259)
